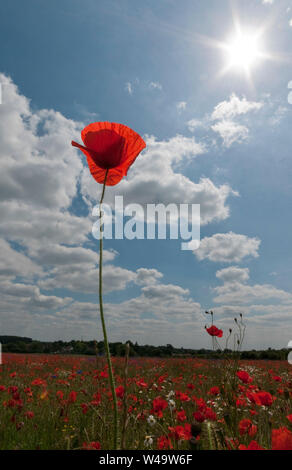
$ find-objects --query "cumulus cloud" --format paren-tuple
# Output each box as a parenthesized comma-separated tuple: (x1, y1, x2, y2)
(186, 118, 205, 132)
(194, 232, 261, 263)
(188, 94, 264, 148)
(211, 120, 249, 147)
(213, 264, 292, 306)
(213, 281, 292, 305)
(211, 94, 263, 121)
(216, 266, 250, 284)
(81, 134, 236, 225)
(136, 268, 163, 286)
(0, 239, 42, 280)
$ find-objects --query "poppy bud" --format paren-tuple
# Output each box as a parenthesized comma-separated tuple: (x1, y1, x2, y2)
(234, 318, 238, 323)
(223, 412, 231, 426)
(191, 421, 202, 438)
(189, 437, 199, 450)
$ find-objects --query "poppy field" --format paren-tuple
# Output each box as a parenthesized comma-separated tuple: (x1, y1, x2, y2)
(0, 353, 291, 450)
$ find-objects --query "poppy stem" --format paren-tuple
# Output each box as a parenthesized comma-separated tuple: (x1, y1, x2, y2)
(98, 169, 119, 450)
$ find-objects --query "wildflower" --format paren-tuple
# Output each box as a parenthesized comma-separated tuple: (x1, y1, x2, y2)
(168, 399, 176, 411)
(115, 385, 125, 399)
(208, 386, 220, 396)
(81, 403, 88, 414)
(272, 427, 292, 450)
(176, 410, 187, 422)
(68, 391, 77, 403)
(82, 441, 101, 450)
(151, 397, 168, 418)
(147, 415, 156, 426)
(72, 122, 146, 186)
(239, 440, 264, 450)
(236, 370, 252, 384)
(239, 419, 257, 437)
(205, 325, 223, 338)
(144, 435, 153, 447)
(193, 411, 205, 423)
(255, 391, 274, 407)
(157, 435, 173, 450)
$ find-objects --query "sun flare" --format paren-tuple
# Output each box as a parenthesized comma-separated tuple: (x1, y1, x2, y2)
(222, 29, 265, 74)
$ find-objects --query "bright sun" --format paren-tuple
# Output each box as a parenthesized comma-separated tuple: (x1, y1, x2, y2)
(222, 30, 265, 73)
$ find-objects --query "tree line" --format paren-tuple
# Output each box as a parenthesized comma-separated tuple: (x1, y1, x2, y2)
(0, 336, 289, 360)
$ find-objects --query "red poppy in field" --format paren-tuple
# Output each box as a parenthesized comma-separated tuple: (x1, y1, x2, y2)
(239, 419, 257, 437)
(115, 385, 125, 399)
(72, 122, 146, 186)
(239, 440, 264, 450)
(206, 325, 223, 338)
(157, 435, 173, 450)
(255, 391, 275, 407)
(272, 427, 292, 450)
(208, 386, 220, 396)
(68, 391, 77, 403)
(83, 441, 101, 450)
(151, 397, 168, 418)
(236, 370, 252, 384)
(176, 410, 187, 422)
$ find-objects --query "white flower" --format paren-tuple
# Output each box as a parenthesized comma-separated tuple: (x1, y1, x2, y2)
(147, 415, 156, 426)
(168, 399, 176, 410)
(144, 436, 153, 447)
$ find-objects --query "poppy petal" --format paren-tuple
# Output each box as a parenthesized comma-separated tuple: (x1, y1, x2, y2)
(73, 122, 146, 186)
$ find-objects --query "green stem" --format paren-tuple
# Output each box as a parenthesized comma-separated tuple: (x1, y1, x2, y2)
(98, 169, 119, 450)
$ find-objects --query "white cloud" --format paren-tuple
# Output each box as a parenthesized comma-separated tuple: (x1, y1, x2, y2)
(216, 266, 250, 284)
(289, 18, 292, 27)
(213, 281, 292, 305)
(136, 268, 163, 286)
(187, 119, 205, 132)
(125, 82, 133, 95)
(211, 94, 263, 121)
(262, 0, 274, 4)
(195, 232, 261, 263)
(149, 81, 162, 90)
(188, 94, 263, 148)
(81, 134, 236, 225)
(211, 120, 249, 147)
(0, 239, 42, 280)
(176, 101, 187, 112)
(213, 264, 292, 306)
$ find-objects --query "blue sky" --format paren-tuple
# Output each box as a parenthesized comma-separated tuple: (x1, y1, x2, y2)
(0, 0, 291, 349)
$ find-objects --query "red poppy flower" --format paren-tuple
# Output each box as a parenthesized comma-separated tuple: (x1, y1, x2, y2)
(72, 122, 146, 186)
(115, 385, 125, 399)
(239, 440, 264, 450)
(236, 370, 252, 384)
(239, 419, 257, 437)
(272, 427, 292, 450)
(206, 325, 223, 338)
